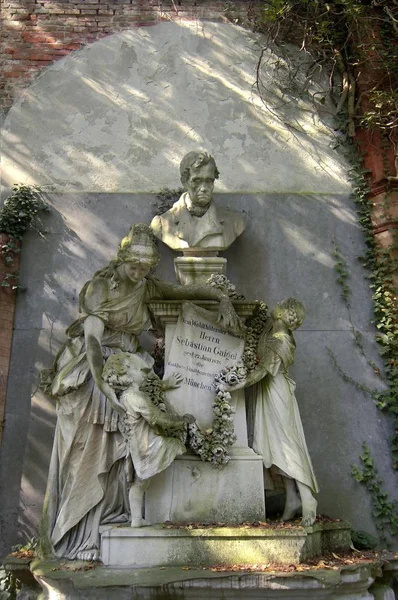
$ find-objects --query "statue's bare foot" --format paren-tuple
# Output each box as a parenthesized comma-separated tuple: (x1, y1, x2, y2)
(301, 496, 317, 527)
(130, 517, 147, 528)
(280, 497, 301, 522)
(76, 548, 99, 561)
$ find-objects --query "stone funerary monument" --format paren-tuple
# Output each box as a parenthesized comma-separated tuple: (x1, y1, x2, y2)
(40, 151, 321, 568)
(2, 18, 397, 599)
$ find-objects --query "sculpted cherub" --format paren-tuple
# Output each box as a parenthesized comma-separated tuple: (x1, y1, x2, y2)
(227, 298, 319, 527)
(102, 352, 195, 527)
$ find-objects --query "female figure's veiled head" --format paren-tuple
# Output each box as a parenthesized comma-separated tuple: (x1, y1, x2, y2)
(117, 223, 160, 268)
(101, 224, 160, 285)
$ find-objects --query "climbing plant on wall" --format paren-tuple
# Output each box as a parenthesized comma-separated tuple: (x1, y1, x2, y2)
(0, 184, 48, 289)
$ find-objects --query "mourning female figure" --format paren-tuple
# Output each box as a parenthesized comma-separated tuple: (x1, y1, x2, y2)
(40, 224, 240, 561)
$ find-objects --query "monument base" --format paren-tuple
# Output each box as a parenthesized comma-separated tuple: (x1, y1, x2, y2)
(145, 447, 265, 524)
(100, 521, 352, 569)
(13, 552, 398, 600)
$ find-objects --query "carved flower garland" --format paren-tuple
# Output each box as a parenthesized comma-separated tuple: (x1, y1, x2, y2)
(186, 363, 247, 466)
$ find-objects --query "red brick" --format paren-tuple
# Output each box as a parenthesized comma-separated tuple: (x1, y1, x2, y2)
(0, 344, 13, 358)
(21, 32, 57, 41)
(3, 70, 25, 77)
(0, 0, 255, 114)
(0, 329, 13, 344)
(0, 357, 10, 371)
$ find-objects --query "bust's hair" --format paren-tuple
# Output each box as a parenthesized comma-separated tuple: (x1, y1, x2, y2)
(279, 298, 305, 330)
(180, 151, 220, 185)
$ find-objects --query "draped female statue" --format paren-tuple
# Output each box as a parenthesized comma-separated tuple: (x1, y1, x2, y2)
(40, 224, 240, 560)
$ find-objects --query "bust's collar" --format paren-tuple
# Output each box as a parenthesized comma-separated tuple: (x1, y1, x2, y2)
(172, 192, 224, 246)
(173, 192, 224, 223)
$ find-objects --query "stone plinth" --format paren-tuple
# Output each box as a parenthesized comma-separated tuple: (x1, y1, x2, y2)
(30, 560, 387, 600)
(145, 448, 265, 525)
(100, 522, 352, 568)
(174, 255, 227, 285)
(146, 300, 265, 525)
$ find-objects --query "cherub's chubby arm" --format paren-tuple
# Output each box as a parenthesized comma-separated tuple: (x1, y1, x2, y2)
(137, 392, 195, 431)
(224, 340, 282, 392)
(161, 372, 183, 391)
(223, 359, 270, 392)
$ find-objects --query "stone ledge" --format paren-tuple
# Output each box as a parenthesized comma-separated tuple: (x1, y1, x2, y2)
(100, 522, 352, 568)
(148, 300, 259, 328)
(30, 559, 387, 600)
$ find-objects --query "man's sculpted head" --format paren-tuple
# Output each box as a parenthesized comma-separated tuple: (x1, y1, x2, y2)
(150, 150, 246, 253)
(180, 151, 220, 215)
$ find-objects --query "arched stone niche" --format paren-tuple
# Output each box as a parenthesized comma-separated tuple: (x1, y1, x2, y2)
(2, 21, 349, 193)
(1, 21, 396, 556)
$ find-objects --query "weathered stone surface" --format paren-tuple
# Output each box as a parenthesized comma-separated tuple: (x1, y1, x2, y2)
(174, 256, 227, 285)
(31, 558, 383, 599)
(100, 521, 352, 568)
(369, 584, 396, 600)
(145, 449, 265, 525)
(2, 191, 396, 558)
(1, 23, 351, 194)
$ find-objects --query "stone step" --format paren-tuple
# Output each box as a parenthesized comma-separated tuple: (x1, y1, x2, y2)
(30, 558, 394, 600)
(100, 521, 352, 568)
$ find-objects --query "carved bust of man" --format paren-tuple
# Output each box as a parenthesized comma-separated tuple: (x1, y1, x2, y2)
(151, 151, 246, 253)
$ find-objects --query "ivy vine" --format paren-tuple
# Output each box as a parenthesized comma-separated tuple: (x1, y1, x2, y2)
(352, 443, 398, 547)
(346, 143, 398, 469)
(0, 184, 48, 289)
(249, 1, 398, 152)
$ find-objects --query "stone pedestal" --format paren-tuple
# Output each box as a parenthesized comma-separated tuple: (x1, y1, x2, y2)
(174, 255, 227, 285)
(147, 300, 265, 524)
(145, 448, 264, 524)
(31, 556, 389, 600)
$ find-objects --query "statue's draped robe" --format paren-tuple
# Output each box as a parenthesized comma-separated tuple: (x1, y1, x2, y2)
(252, 329, 319, 494)
(42, 277, 161, 559)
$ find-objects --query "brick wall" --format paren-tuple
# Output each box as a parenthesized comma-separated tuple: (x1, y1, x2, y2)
(0, 235, 20, 442)
(0, 0, 259, 114)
